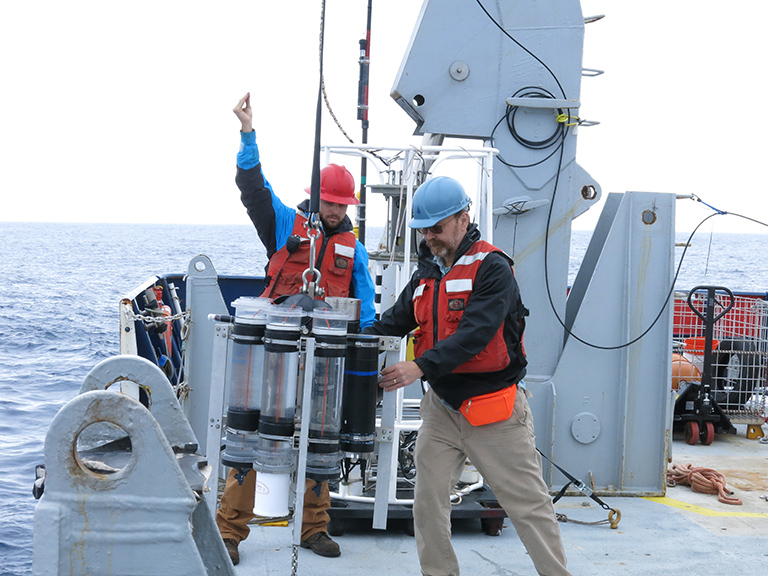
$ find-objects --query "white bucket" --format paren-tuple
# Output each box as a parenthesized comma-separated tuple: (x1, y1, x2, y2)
(459, 460, 480, 484)
(253, 472, 291, 517)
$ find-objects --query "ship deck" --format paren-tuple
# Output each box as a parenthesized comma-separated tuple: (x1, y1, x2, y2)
(234, 425, 768, 575)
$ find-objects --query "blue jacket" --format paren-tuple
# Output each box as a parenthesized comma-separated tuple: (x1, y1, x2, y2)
(236, 131, 376, 328)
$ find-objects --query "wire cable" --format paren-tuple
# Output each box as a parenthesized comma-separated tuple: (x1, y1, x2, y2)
(316, 4, 391, 167)
(322, 78, 356, 144)
(547, 208, 720, 351)
(689, 194, 768, 229)
(490, 87, 573, 168)
(308, 0, 328, 217)
(506, 88, 566, 149)
(724, 211, 768, 228)
(473, 0, 566, 98)
(474, 2, 768, 350)
(474, 0, 698, 351)
(547, 194, 768, 350)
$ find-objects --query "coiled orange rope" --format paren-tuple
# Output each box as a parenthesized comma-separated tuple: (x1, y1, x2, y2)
(666, 462, 742, 505)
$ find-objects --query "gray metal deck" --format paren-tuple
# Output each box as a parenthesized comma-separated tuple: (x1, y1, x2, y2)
(234, 426, 768, 575)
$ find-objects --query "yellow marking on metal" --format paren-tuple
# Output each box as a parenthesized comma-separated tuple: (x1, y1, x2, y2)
(644, 497, 768, 518)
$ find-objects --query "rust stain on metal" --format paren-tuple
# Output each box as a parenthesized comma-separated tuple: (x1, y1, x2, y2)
(70, 397, 131, 488)
(721, 469, 768, 492)
(581, 184, 597, 200)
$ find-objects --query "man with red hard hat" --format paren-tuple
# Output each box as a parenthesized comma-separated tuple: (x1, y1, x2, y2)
(216, 93, 376, 565)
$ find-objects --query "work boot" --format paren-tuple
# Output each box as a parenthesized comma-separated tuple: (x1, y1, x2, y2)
(300, 532, 341, 557)
(223, 538, 240, 565)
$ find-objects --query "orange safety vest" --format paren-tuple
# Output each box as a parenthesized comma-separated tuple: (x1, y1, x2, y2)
(411, 240, 518, 374)
(261, 212, 356, 299)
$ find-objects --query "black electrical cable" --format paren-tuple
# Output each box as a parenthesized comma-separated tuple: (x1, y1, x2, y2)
(491, 87, 572, 168)
(506, 87, 565, 149)
(308, 0, 327, 217)
(474, 1, 571, 168)
(472, 0, 762, 351)
(491, 113, 570, 168)
(536, 155, 768, 350)
(545, 201, 720, 351)
(546, 204, 768, 350)
(529, 138, 766, 350)
(473, 0, 566, 98)
(476, 0, 684, 350)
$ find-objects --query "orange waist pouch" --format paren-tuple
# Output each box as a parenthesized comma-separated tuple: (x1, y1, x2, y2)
(459, 384, 517, 426)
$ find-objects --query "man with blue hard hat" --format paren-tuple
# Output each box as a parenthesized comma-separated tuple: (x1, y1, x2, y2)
(364, 176, 572, 576)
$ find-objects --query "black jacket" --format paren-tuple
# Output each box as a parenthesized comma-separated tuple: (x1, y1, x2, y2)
(364, 224, 528, 409)
(236, 164, 355, 267)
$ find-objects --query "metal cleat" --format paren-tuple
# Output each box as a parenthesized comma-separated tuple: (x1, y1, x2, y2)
(33, 358, 235, 575)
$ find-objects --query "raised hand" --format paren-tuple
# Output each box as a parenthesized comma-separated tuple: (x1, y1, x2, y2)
(233, 92, 253, 133)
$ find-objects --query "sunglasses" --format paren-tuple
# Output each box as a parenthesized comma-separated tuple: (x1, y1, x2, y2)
(417, 222, 447, 235)
(417, 212, 464, 236)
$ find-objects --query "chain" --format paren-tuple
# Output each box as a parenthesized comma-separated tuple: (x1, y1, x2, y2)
(126, 306, 191, 398)
(127, 308, 190, 326)
(291, 543, 299, 576)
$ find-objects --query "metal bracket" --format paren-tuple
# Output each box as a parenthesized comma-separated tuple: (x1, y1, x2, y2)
(505, 97, 581, 109)
(377, 427, 394, 443)
(377, 336, 401, 352)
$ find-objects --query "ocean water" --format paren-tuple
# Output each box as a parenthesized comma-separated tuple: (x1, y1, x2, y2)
(0, 221, 766, 575)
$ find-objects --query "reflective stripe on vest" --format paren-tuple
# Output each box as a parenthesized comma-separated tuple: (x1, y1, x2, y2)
(412, 240, 511, 373)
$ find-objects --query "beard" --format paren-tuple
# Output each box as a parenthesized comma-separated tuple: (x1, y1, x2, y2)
(321, 215, 341, 231)
(426, 224, 466, 266)
(427, 241, 449, 259)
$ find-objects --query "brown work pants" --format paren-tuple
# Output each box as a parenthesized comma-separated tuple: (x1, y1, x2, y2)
(415, 388, 572, 576)
(216, 468, 330, 543)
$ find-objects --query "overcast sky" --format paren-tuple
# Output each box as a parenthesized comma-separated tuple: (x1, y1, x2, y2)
(1, 0, 766, 234)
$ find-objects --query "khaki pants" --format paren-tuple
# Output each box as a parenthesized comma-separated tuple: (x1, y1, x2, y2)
(414, 388, 571, 576)
(216, 468, 331, 543)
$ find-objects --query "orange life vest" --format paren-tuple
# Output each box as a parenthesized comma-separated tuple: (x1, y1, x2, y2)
(261, 212, 357, 299)
(411, 240, 517, 374)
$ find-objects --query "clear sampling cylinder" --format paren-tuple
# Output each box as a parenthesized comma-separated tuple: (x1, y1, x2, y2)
(253, 306, 304, 517)
(306, 309, 349, 481)
(222, 297, 271, 480)
(325, 297, 361, 335)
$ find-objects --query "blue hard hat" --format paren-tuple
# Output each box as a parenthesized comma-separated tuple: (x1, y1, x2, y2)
(409, 176, 471, 228)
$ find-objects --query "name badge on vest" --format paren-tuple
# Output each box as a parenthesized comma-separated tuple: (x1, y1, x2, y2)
(334, 243, 354, 270)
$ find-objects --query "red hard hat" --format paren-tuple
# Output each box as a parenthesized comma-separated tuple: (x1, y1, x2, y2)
(305, 164, 359, 205)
